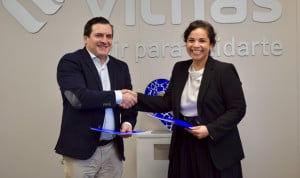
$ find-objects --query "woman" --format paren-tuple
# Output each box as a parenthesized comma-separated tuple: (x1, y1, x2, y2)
(135, 20, 246, 178)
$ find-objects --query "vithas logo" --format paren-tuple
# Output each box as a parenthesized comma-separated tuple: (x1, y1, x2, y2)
(2, 0, 64, 33)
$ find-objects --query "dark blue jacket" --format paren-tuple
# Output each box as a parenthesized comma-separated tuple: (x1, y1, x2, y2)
(55, 47, 137, 160)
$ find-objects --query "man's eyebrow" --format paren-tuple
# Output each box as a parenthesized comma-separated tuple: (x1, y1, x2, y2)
(95, 33, 112, 36)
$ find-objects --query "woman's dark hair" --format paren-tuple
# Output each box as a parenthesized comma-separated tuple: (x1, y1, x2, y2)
(183, 20, 216, 47)
(83, 17, 113, 37)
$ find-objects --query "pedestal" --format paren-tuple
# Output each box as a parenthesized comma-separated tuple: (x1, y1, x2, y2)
(136, 130, 172, 178)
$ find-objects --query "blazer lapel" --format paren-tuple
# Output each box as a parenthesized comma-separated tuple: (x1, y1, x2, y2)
(81, 47, 103, 90)
(173, 60, 192, 118)
(197, 57, 215, 106)
(107, 56, 117, 90)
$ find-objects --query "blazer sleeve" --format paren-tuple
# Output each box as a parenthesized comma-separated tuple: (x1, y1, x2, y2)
(206, 63, 246, 142)
(57, 52, 116, 110)
(136, 61, 187, 114)
(136, 68, 175, 113)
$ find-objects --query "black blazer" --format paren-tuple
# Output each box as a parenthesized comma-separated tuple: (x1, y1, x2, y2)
(137, 57, 246, 170)
(55, 47, 137, 160)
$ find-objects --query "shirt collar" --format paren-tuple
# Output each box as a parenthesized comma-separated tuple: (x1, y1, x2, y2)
(86, 48, 110, 66)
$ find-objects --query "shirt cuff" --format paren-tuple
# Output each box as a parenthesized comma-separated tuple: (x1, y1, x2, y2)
(122, 122, 132, 128)
(115, 90, 122, 104)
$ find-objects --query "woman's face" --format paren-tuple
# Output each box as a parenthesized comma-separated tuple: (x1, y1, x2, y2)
(186, 27, 212, 62)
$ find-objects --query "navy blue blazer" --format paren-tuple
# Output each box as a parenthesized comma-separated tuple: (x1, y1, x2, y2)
(137, 57, 246, 170)
(55, 47, 137, 160)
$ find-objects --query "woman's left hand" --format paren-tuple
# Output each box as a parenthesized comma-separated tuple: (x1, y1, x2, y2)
(186, 125, 209, 139)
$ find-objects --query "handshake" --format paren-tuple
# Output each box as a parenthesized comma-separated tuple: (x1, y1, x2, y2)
(120, 89, 137, 109)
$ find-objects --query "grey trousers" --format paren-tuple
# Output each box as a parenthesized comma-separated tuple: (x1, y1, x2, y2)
(62, 142, 123, 178)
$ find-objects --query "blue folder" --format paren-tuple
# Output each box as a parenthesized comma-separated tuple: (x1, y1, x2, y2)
(90, 127, 147, 135)
(148, 113, 193, 129)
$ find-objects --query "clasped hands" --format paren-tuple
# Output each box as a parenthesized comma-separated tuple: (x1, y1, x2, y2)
(120, 89, 137, 109)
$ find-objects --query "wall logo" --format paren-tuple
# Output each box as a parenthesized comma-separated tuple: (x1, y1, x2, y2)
(2, 0, 64, 33)
(2, 0, 284, 60)
(3, 0, 283, 33)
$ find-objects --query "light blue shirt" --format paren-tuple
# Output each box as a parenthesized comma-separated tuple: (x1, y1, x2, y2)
(88, 51, 122, 140)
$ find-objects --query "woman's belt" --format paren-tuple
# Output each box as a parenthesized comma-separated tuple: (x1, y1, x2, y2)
(183, 116, 201, 126)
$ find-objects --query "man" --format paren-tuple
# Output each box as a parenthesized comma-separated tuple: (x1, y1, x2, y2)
(55, 17, 137, 178)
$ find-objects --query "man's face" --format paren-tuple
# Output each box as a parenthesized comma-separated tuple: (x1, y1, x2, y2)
(84, 23, 113, 61)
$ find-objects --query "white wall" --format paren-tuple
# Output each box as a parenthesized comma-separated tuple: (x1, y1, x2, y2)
(0, 1, 299, 178)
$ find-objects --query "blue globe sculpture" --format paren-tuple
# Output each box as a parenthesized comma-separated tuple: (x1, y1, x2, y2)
(144, 79, 173, 131)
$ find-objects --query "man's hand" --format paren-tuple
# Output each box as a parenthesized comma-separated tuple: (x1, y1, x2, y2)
(120, 89, 137, 109)
(119, 122, 133, 138)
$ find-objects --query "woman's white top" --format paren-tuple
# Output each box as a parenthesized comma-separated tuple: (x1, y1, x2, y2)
(180, 65, 204, 117)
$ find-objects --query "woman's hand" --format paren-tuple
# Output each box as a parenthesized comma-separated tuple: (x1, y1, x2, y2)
(186, 125, 209, 139)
